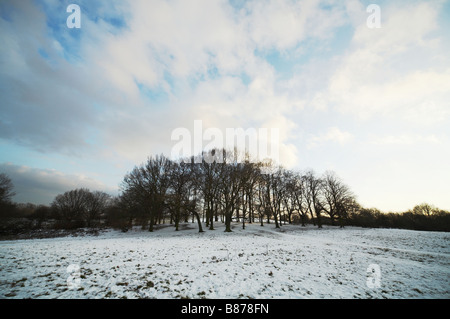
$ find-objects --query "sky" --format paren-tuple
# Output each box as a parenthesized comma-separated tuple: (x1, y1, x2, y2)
(1, 0, 449, 212)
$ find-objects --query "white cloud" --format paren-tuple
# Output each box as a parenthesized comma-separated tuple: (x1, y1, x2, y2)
(245, 0, 346, 51)
(371, 134, 442, 146)
(307, 127, 353, 148)
(327, 1, 450, 122)
(0, 163, 117, 205)
(2, 0, 450, 211)
(1, 0, 348, 167)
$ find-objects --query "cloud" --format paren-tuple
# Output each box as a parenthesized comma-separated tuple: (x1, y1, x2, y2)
(0, 0, 117, 155)
(1, 0, 449, 211)
(77, 0, 322, 165)
(327, 1, 450, 122)
(371, 134, 442, 146)
(307, 127, 353, 149)
(0, 0, 350, 166)
(0, 163, 117, 205)
(244, 0, 346, 51)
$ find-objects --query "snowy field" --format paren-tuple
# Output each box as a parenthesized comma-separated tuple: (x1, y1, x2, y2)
(0, 222, 449, 299)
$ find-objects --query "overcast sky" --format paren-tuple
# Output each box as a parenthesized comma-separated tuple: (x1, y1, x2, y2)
(1, 0, 449, 211)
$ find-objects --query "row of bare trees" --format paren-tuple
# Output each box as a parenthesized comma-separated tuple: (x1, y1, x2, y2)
(119, 149, 358, 232)
(2, 160, 450, 236)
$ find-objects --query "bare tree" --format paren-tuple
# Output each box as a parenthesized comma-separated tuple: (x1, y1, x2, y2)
(239, 159, 260, 229)
(183, 171, 204, 233)
(282, 170, 297, 224)
(167, 160, 193, 231)
(121, 155, 172, 232)
(0, 173, 15, 204)
(218, 149, 244, 232)
(195, 149, 222, 230)
(259, 163, 285, 229)
(413, 203, 437, 217)
(51, 188, 111, 228)
(291, 172, 309, 226)
(51, 188, 90, 227)
(84, 190, 111, 227)
(304, 170, 324, 228)
(105, 196, 132, 231)
(321, 171, 356, 227)
(255, 176, 266, 226)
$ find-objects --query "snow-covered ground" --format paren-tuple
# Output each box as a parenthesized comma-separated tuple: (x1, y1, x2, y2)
(0, 222, 449, 299)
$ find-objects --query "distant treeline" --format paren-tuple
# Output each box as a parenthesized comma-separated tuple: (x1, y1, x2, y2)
(348, 206, 450, 232)
(1, 150, 449, 238)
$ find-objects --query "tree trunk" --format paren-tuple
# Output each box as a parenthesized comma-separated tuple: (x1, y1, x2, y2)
(209, 200, 214, 230)
(316, 208, 322, 228)
(288, 210, 293, 224)
(206, 200, 213, 230)
(149, 214, 155, 232)
(174, 216, 179, 231)
(224, 209, 232, 232)
(248, 195, 253, 224)
(205, 203, 210, 228)
(274, 210, 280, 228)
(193, 211, 204, 232)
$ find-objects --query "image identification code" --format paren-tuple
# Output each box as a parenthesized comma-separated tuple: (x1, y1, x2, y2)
(181, 303, 269, 316)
